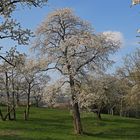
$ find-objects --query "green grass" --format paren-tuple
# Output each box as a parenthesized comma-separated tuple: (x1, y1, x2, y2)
(0, 107, 140, 140)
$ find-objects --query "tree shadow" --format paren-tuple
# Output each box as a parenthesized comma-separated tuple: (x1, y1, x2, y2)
(83, 124, 140, 140)
(0, 135, 61, 140)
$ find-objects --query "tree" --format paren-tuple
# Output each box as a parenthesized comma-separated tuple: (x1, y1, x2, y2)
(116, 48, 140, 117)
(33, 8, 121, 134)
(132, 0, 140, 5)
(19, 58, 49, 120)
(43, 81, 62, 108)
(0, 0, 48, 65)
(114, 48, 140, 117)
(0, 47, 25, 121)
(32, 73, 50, 107)
(0, 47, 50, 121)
(78, 74, 122, 119)
(0, 0, 48, 17)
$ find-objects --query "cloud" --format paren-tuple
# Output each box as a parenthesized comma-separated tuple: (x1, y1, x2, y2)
(102, 31, 124, 47)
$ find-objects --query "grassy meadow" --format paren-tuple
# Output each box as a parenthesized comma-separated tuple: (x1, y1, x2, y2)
(0, 107, 139, 140)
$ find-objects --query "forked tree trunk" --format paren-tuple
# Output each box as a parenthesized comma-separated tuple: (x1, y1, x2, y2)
(70, 74, 83, 134)
(108, 106, 114, 116)
(0, 108, 14, 121)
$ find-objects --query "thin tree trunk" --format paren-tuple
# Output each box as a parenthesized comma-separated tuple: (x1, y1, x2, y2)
(5, 72, 12, 120)
(24, 106, 30, 121)
(97, 111, 101, 120)
(24, 109, 27, 120)
(36, 99, 39, 107)
(96, 108, 101, 120)
(16, 90, 20, 107)
(111, 108, 114, 116)
(135, 107, 139, 118)
(13, 107, 16, 120)
(26, 104, 30, 120)
(11, 71, 16, 120)
(24, 104, 30, 120)
(24, 83, 31, 120)
(0, 109, 5, 121)
(111, 107, 114, 116)
(120, 99, 123, 117)
(109, 108, 111, 115)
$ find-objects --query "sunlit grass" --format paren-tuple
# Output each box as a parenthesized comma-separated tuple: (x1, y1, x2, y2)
(0, 107, 139, 140)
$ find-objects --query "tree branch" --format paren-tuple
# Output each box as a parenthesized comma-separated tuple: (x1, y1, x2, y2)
(0, 55, 15, 66)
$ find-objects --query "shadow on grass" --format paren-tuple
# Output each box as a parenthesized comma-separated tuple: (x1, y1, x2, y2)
(83, 129, 140, 140)
(103, 116, 140, 123)
(83, 123, 140, 140)
(0, 135, 61, 140)
(82, 114, 140, 140)
(0, 115, 74, 137)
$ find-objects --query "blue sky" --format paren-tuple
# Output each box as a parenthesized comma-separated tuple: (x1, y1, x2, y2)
(2, 0, 140, 72)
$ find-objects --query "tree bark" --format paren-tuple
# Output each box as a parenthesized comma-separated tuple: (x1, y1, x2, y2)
(24, 83, 31, 120)
(70, 75, 83, 134)
(16, 88, 20, 107)
(24, 105, 30, 121)
(11, 71, 16, 120)
(5, 72, 12, 120)
(97, 111, 101, 120)
(24, 109, 27, 120)
(94, 108, 102, 120)
(120, 99, 123, 117)
(0, 108, 14, 121)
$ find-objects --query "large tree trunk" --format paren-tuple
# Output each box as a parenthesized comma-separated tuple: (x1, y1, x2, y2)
(70, 75, 83, 135)
(72, 97, 83, 134)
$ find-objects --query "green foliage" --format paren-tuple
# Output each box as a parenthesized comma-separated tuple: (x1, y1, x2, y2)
(0, 107, 139, 140)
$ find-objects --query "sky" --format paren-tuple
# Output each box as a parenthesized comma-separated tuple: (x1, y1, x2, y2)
(2, 0, 140, 73)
